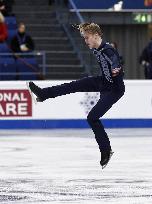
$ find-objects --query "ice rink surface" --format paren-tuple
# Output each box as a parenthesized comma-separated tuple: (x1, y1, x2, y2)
(0, 128, 152, 204)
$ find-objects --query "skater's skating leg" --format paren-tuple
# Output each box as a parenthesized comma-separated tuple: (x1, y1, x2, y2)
(87, 98, 112, 152)
(87, 91, 124, 167)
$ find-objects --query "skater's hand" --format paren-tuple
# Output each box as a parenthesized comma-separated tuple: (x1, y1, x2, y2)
(112, 67, 121, 77)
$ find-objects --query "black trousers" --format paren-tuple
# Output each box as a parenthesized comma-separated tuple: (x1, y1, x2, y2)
(144, 64, 152, 79)
(42, 76, 125, 152)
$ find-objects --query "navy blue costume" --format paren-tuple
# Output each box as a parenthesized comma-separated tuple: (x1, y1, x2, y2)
(41, 41, 125, 153)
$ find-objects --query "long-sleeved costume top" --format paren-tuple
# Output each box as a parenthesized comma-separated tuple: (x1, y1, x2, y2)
(92, 41, 124, 92)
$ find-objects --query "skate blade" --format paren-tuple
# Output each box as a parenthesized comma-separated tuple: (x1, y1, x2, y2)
(102, 151, 114, 169)
(26, 81, 38, 105)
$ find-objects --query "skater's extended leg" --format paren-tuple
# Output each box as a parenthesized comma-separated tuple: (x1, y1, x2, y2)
(28, 77, 101, 101)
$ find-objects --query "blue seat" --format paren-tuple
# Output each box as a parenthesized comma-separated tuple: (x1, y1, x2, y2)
(0, 57, 17, 80)
(0, 42, 11, 53)
(16, 57, 40, 80)
(5, 17, 17, 30)
(7, 29, 17, 42)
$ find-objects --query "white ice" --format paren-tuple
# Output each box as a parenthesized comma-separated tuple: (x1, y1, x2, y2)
(0, 128, 152, 204)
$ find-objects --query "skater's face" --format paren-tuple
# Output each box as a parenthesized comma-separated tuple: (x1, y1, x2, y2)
(81, 31, 101, 49)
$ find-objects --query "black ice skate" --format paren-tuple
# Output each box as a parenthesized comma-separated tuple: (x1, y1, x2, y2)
(100, 150, 114, 169)
(27, 82, 44, 103)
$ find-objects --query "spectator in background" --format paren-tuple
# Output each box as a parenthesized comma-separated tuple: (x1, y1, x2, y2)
(0, 11, 8, 43)
(10, 22, 39, 80)
(48, 0, 54, 5)
(139, 39, 152, 79)
(11, 22, 35, 53)
(49, 0, 68, 6)
(0, 0, 14, 16)
(110, 42, 124, 66)
(0, 0, 5, 15)
(5, 0, 14, 16)
(144, 0, 152, 7)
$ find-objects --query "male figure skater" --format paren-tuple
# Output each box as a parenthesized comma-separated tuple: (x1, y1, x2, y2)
(27, 23, 125, 169)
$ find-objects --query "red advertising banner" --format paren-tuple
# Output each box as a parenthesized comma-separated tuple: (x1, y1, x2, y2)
(0, 90, 32, 117)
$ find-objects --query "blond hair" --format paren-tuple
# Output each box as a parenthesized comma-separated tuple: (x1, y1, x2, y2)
(79, 23, 103, 37)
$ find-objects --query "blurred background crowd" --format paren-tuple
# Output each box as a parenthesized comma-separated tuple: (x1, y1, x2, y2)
(0, 0, 152, 81)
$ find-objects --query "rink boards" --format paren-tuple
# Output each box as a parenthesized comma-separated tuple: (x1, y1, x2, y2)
(0, 80, 152, 128)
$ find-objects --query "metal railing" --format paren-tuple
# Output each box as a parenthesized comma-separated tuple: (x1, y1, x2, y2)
(0, 51, 46, 79)
(55, 0, 99, 76)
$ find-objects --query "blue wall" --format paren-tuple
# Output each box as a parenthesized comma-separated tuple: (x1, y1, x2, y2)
(0, 119, 152, 129)
(73, 0, 152, 9)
